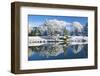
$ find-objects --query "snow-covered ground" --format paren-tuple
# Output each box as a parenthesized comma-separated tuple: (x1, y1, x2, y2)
(29, 36, 64, 46)
(68, 36, 88, 45)
(28, 36, 88, 46)
(68, 36, 88, 42)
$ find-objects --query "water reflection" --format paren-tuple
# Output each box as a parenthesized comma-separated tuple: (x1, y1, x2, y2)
(28, 42, 88, 61)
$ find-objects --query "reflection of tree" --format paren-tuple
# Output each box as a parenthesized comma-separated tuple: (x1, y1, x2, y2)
(70, 44, 84, 54)
(63, 44, 69, 55)
(28, 48, 34, 57)
(29, 43, 87, 57)
(28, 44, 69, 58)
(82, 44, 88, 56)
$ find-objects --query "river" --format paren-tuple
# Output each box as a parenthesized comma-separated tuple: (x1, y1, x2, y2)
(28, 41, 88, 61)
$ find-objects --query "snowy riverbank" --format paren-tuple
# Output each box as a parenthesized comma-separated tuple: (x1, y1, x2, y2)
(28, 36, 88, 46)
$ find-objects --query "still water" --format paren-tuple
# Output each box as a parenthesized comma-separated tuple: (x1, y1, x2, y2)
(28, 42, 88, 61)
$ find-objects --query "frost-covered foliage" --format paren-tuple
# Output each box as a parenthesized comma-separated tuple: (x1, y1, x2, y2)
(43, 19, 68, 36)
(29, 19, 85, 36)
(72, 22, 83, 32)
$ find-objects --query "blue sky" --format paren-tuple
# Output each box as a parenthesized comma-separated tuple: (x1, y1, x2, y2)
(28, 15, 88, 27)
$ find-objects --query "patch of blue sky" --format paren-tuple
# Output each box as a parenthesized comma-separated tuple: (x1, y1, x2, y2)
(28, 15, 88, 27)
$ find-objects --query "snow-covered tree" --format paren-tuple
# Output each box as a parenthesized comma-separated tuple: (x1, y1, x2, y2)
(28, 19, 84, 36)
(82, 23, 88, 36)
(43, 19, 67, 36)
